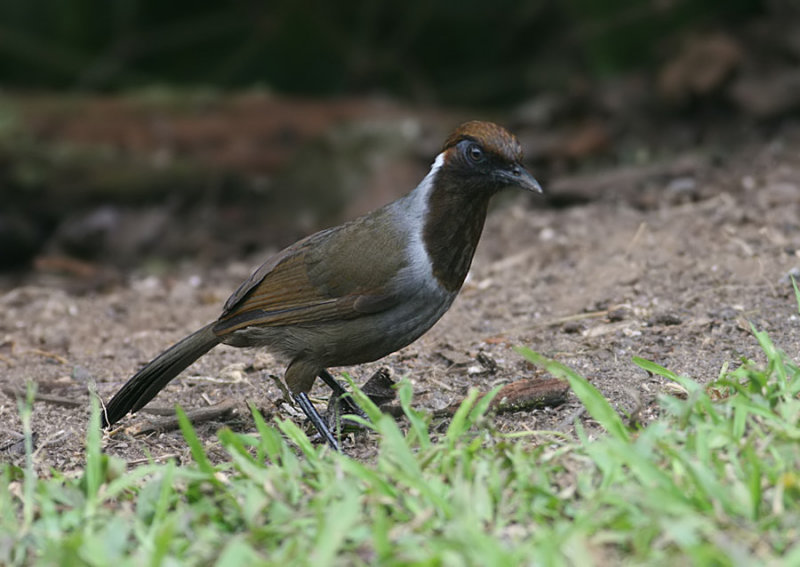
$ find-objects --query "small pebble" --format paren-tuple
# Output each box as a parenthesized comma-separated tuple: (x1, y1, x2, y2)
(607, 306, 630, 322)
(562, 320, 585, 334)
(219, 362, 247, 382)
(649, 311, 683, 326)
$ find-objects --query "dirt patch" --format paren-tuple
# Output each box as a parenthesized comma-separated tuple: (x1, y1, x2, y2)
(2, 123, 800, 472)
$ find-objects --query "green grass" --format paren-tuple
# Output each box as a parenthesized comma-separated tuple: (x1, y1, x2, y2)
(4, 309, 800, 566)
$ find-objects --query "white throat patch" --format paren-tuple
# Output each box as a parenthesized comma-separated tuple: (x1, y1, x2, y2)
(395, 152, 445, 284)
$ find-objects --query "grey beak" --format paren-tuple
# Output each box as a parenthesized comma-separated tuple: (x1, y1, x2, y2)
(503, 164, 543, 194)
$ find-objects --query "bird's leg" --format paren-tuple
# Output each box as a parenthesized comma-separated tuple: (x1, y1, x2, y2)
(318, 368, 347, 395)
(293, 391, 340, 451)
(318, 369, 369, 421)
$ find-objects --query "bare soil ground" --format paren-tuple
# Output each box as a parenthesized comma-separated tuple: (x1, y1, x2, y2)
(2, 121, 800, 472)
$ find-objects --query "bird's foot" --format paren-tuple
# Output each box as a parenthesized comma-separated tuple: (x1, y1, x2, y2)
(293, 391, 340, 451)
(322, 367, 398, 433)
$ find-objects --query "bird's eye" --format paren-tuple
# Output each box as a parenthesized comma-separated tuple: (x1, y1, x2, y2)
(466, 143, 485, 163)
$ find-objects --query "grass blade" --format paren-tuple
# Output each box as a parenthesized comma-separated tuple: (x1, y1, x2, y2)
(515, 347, 630, 442)
(85, 392, 103, 507)
(398, 380, 430, 449)
(446, 388, 481, 444)
(632, 356, 681, 382)
(176, 405, 220, 483)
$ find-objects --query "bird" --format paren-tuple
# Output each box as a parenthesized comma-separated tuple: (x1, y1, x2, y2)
(101, 120, 542, 450)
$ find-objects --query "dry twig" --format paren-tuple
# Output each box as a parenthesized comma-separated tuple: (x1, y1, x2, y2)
(127, 399, 240, 435)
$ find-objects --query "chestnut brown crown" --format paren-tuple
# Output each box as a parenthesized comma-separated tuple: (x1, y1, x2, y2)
(443, 120, 524, 164)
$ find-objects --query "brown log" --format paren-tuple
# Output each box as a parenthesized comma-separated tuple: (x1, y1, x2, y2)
(433, 378, 568, 418)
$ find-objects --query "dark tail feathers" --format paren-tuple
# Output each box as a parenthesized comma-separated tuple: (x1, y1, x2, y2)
(102, 323, 220, 428)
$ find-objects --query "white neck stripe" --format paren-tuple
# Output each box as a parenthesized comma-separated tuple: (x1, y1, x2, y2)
(391, 151, 445, 285)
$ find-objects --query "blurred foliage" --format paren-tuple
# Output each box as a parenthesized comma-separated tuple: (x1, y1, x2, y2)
(565, 0, 761, 75)
(0, 0, 762, 104)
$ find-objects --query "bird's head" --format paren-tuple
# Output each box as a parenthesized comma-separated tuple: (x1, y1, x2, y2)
(438, 121, 542, 194)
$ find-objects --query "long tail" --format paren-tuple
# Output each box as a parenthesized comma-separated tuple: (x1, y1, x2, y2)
(102, 323, 220, 428)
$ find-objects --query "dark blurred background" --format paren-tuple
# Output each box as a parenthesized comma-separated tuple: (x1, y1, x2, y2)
(0, 0, 764, 101)
(0, 0, 764, 100)
(1, 0, 797, 281)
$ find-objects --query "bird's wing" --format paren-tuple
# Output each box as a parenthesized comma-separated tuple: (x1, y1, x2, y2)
(213, 218, 408, 335)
